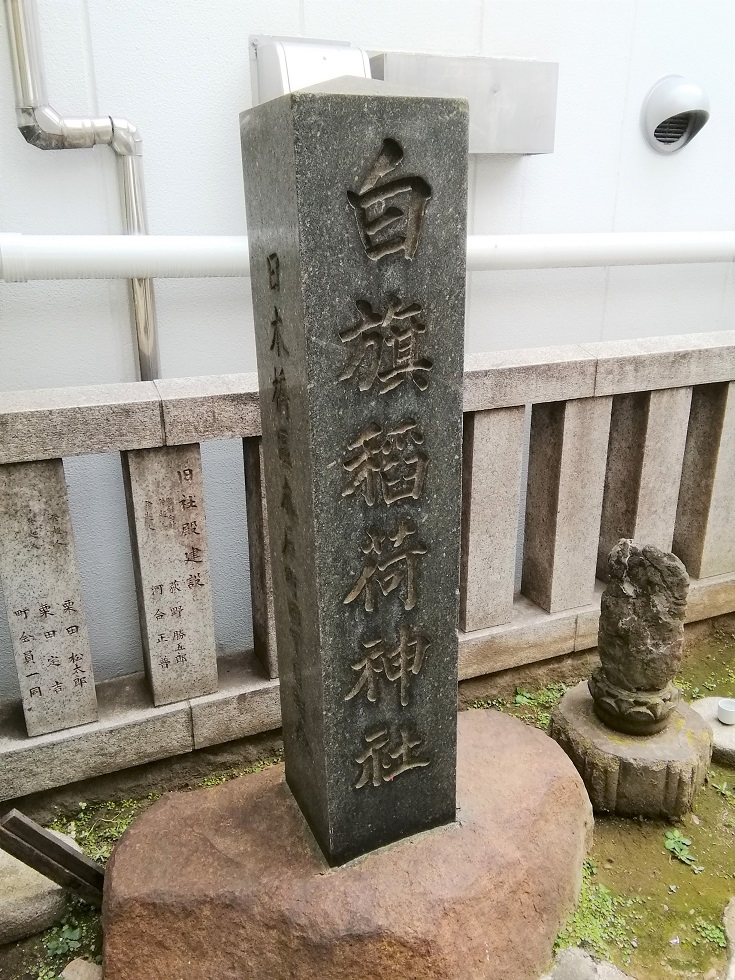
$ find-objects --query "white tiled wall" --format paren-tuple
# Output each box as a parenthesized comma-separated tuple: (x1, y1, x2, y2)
(0, 0, 733, 697)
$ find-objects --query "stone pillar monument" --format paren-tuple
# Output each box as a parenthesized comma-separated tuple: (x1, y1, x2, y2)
(240, 77, 467, 864)
(102, 78, 594, 980)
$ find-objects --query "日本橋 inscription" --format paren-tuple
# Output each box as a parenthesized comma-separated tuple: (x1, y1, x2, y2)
(241, 77, 468, 864)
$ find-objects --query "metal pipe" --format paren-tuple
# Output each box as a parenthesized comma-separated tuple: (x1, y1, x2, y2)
(3, 0, 159, 379)
(2, 232, 735, 282)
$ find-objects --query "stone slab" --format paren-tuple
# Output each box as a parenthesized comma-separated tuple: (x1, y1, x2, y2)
(463, 345, 596, 411)
(0, 829, 79, 945)
(724, 896, 735, 980)
(242, 78, 468, 864)
(0, 459, 97, 736)
(686, 572, 735, 622)
(582, 331, 735, 397)
(190, 651, 281, 749)
(690, 697, 735, 766)
(459, 406, 524, 631)
(522, 396, 612, 613)
(458, 595, 577, 680)
(0, 382, 163, 465)
(103, 708, 593, 980)
(154, 373, 260, 444)
(0, 670, 192, 801)
(550, 682, 712, 817)
(122, 445, 218, 705)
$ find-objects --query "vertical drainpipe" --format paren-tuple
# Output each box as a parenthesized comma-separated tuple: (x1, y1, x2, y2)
(3, 0, 160, 381)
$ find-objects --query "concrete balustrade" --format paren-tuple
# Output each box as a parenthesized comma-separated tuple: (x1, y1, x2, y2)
(1, 329, 734, 801)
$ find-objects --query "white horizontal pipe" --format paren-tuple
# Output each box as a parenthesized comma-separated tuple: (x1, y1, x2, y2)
(2, 232, 735, 282)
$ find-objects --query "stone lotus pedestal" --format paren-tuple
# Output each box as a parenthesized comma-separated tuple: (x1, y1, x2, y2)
(550, 682, 712, 818)
(102, 710, 593, 980)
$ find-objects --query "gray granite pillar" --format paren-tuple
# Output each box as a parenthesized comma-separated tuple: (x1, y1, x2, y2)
(241, 77, 468, 864)
(522, 396, 612, 613)
(122, 445, 218, 706)
(460, 406, 525, 631)
(0, 460, 97, 737)
(597, 387, 691, 580)
(674, 381, 735, 578)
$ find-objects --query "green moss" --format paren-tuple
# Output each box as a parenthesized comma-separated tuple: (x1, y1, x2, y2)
(555, 860, 638, 958)
(470, 629, 735, 978)
(470, 682, 567, 731)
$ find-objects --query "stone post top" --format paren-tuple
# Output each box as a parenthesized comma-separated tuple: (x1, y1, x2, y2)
(240, 75, 470, 117)
(606, 538, 689, 605)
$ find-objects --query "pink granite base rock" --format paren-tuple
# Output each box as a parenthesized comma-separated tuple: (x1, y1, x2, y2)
(103, 709, 593, 980)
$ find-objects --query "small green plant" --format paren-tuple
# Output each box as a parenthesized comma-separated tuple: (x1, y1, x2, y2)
(49, 797, 151, 863)
(712, 780, 735, 805)
(675, 677, 702, 700)
(555, 860, 636, 957)
(694, 917, 727, 948)
(34, 901, 102, 980)
(664, 829, 704, 873)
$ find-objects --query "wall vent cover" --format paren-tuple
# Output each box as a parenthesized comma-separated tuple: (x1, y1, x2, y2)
(653, 112, 691, 145)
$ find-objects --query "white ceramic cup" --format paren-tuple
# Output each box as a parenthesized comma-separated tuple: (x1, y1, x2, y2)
(717, 698, 735, 725)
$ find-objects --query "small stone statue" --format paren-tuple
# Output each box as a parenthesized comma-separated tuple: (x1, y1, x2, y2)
(589, 539, 689, 736)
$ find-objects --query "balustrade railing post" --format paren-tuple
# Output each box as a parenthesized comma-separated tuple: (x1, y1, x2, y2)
(0, 459, 98, 736)
(121, 444, 219, 705)
(674, 381, 735, 578)
(521, 396, 612, 613)
(459, 407, 525, 631)
(243, 437, 278, 678)
(597, 387, 692, 578)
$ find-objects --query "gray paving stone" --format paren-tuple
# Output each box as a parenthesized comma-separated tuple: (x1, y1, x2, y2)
(541, 947, 633, 979)
(0, 830, 80, 945)
(690, 696, 735, 766)
(60, 958, 103, 980)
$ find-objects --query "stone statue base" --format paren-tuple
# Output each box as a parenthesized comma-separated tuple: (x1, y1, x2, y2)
(103, 710, 592, 980)
(550, 682, 712, 818)
(588, 668, 680, 735)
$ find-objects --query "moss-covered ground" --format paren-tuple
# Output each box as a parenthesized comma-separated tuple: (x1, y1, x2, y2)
(472, 624, 735, 979)
(2, 626, 734, 979)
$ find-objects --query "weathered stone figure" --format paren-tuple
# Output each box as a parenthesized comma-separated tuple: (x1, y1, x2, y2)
(589, 539, 689, 735)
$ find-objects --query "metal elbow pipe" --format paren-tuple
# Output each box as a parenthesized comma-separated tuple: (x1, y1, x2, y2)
(3, 0, 159, 380)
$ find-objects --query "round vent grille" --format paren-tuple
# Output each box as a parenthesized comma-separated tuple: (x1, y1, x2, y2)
(653, 113, 691, 145)
(642, 76, 710, 153)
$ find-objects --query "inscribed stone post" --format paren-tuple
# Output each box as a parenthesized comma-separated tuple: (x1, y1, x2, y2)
(0, 460, 97, 737)
(241, 77, 468, 864)
(122, 445, 218, 705)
